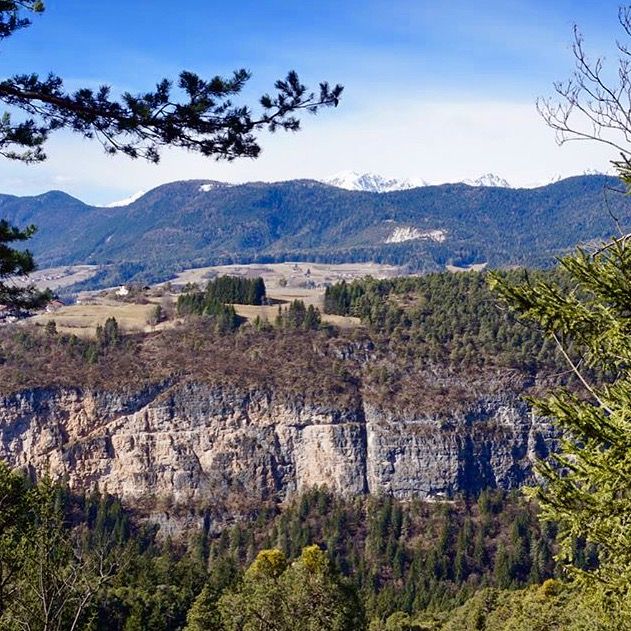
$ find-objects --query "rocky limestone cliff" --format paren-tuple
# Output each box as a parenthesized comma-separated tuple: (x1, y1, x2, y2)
(0, 379, 554, 511)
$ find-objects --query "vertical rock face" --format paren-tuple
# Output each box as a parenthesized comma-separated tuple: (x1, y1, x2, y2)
(0, 381, 553, 508)
(365, 398, 554, 498)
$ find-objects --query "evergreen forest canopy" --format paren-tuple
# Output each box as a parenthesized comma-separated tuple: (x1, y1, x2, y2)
(175, 276, 268, 332)
(0, 462, 569, 631)
(177, 276, 266, 312)
(323, 271, 571, 372)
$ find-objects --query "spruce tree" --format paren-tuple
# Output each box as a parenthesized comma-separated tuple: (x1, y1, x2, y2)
(490, 229, 631, 624)
(0, 219, 49, 309)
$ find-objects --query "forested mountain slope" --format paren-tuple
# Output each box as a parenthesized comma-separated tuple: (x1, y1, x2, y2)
(0, 175, 627, 283)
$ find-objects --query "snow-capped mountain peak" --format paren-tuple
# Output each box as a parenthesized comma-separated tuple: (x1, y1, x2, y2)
(462, 173, 511, 188)
(321, 171, 513, 192)
(321, 171, 427, 193)
(105, 190, 145, 207)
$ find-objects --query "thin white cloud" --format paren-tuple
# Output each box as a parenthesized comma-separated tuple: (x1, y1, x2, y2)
(0, 98, 617, 204)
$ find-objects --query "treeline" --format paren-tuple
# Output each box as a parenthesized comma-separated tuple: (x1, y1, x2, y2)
(324, 271, 570, 372)
(176, 293, 240, 332)
(175, 276, 266, 332)
(0, 460, 561, 630)
(204, 275, 266, 305)
(273, 299, 322, 330)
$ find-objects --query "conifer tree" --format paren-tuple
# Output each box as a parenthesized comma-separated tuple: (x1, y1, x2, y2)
(0, 219, 50, 309)
(0, 3, 342, 165)
(489, 234, 631, 625)
(218, 546, 363, 630)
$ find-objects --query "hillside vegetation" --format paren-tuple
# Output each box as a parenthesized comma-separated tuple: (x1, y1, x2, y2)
(0, 267, 608, 628)
(1, 175, 628, 287)
(0, 271, 575, 407)
(0, 464, 565, 631)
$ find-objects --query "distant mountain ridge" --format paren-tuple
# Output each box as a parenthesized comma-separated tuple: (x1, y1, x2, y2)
(462, 173, 511, 188)
(0, 174, 628, 288)
(102, 170, 604, 205)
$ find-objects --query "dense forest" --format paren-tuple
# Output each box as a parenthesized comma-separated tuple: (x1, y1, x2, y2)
(175, 276, 267, 331)
(323, 270, 575, 373)
(0, 463, 565, 630)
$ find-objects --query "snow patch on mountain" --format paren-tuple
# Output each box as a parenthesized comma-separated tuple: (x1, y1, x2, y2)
(199, 184, 213, 192)
(322, 171, 427, 193)
(105, 191, 145, 207)
(386, 227, 446, 244)
(199, 181, 230, 192)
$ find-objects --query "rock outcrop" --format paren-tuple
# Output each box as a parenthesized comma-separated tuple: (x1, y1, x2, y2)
(0, 379, 554, 509)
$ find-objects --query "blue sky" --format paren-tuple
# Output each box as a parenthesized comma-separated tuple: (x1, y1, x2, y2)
(0, 0, 626, 203)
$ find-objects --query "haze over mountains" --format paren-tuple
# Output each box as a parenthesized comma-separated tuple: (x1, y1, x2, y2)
(0, 173, 627, 288)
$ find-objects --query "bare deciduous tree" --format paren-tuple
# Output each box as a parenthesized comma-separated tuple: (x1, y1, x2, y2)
(537, 6, 631, 178)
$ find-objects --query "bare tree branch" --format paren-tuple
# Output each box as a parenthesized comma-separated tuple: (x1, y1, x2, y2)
(538, 10, 631, 180)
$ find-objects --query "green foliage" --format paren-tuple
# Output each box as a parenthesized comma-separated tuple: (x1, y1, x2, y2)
(0, 469, 128, 631)
(490, 237, 631, 625)
(325, 278, 368, 314)
(176, 276, 263, 328)
(0, 461, 32, 617)
(0, 219, 50, 309)
(325, 271, 569, 372)
(0, 2, 339, 314)
(275, 299, 322, 330)
(204, 488, 555, 624)
(146, 304, 163, 326)
(430, 580, 609, 630)
(203, 275, 266, 306)
(96, 317, 121, 347)
(0, 472, 562, 630)
(0, 268, 577, 410)
(78, 316, 126, 364)
(0, 4, 342, 164)
(218, 545, 364, 630)
(177, 285, 241, 333)
(184, 558, 239, 631)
